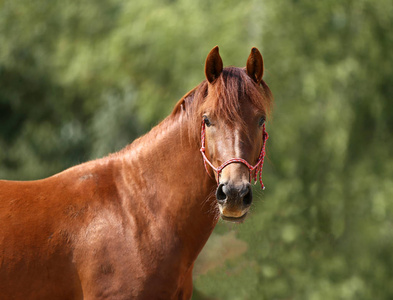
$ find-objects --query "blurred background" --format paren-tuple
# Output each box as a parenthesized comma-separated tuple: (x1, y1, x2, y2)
(1, 0, 392, 298)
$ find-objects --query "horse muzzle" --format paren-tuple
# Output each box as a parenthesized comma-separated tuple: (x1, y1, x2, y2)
(215, 182, 252, 223)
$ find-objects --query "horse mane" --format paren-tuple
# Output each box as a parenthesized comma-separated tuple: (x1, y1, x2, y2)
(171, 67, 273, 142)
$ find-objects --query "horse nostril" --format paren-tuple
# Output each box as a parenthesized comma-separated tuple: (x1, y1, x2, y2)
(216, 183, 227, 204)
(242, 184, 252, 207)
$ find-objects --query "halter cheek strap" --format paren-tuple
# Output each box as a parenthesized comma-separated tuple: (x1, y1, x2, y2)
(199, 121, 269, 190)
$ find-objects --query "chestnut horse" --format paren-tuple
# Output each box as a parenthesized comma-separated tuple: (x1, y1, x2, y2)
(0, 46, 272, 299)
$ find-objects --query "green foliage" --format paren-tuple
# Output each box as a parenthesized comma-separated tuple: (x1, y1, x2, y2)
(195, 1, 393, 299)
(0, 0, 392, 298)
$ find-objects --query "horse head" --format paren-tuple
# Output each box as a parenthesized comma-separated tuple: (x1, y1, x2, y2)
(200, 46, 272, 223)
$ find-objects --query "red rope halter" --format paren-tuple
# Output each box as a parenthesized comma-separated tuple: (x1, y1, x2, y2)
(200, 120, 269, 190)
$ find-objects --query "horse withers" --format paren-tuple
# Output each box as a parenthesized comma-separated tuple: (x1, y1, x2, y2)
(0, 46, 273, 299)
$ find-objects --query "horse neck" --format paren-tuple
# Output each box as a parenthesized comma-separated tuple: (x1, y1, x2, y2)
(118, 111, 218, 259)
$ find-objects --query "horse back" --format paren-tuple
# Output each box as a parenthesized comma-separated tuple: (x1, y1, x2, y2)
(0, 158, 193, 299)
(0, 161, 119, 299)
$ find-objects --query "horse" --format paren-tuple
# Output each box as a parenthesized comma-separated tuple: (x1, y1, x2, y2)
(0, 46, 273, 300)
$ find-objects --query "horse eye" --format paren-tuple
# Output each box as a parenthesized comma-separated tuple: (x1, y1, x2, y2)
(258, 116, 266, 127)
(203, 116, 212, 127)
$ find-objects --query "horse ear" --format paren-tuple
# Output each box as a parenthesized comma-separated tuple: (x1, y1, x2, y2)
(205, 46, 223, 83)
(246, 47, 264, 84)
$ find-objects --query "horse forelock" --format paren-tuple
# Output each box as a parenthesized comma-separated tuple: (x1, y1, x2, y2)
(171, 67, 272, 143)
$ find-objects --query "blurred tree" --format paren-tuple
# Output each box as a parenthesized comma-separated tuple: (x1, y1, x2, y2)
(195, 0, 393, 299)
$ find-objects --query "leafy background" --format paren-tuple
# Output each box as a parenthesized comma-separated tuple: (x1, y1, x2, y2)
(1, 0, 392, 299)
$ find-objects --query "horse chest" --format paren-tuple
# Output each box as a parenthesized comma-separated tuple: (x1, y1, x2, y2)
(73, 215, 190, 299)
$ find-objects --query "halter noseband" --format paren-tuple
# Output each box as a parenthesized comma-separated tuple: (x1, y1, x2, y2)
(200, 120, 269, 190)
